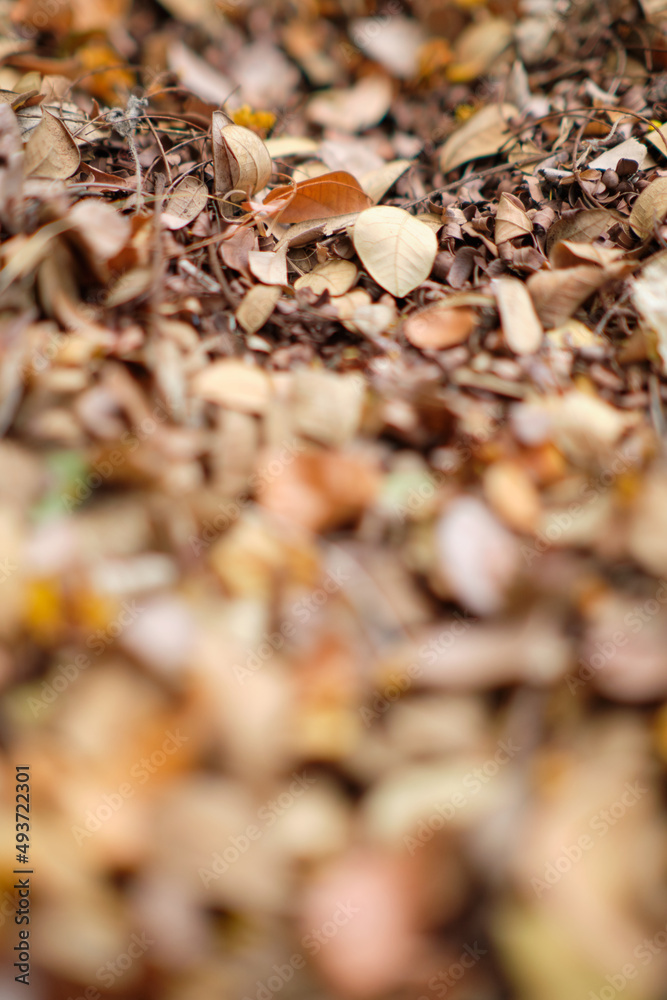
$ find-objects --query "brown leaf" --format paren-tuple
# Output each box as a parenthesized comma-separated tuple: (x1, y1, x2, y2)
(24, 109, 79, 179)
(527, 264, 624, 328)
(439, 103, 518, 174)
(545, 208, 615, 255)
(403, 303, 477, 350)
(161, 175, 208, 230)
(495, 192, 533, 244)
(235, 284, 281, 335)
(264, 170, 371, 224)
(294, 259, 357, 296)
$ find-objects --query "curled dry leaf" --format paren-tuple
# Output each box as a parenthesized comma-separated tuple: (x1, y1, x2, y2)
(629, 175, 667, 239)
(24, 108, 80, 179)
(495, 192, 533, 244)
(161, 175, 208, 230)
(294, 258, 357, 296)
(492, 275, 543, 354)
(439, 103, 518, 175)
(403, 303, 477, 350)
(352, 205, 437, 297)
(212, 113, 272, 202)
(263, 170, 371, 224)
(235, 283, 281, 335)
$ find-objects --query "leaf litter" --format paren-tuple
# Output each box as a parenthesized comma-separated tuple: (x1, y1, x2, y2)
(2, 1, 667, 999)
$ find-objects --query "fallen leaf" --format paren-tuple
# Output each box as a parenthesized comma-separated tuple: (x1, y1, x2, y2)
(588, 137, 655, 171)
(235, 284, 282, 335)
(492, 276, 544, 354)
(161, 175, 208, 230)
(436, 496, 520, 616)
(447, 17, 513, 83)
(24, 109, 80, 179)
(306, 75, 393, 133)
(247, 249, 288, 286)
(631, 250, 667, 372)
(495, 192, 533, 244)
(629, 175, 667, 238)
(403, 303, 477, 350)
(352, 206, 437, 297)
(350, 16, 426, 79)
(294, 259, 357, 296)
(545, 209, 615, 254)
(439, 103, 518, 174)
(212, 113, 272, 201)
(361, 159, 413, 203)
(527, 264, 625, 327)
(263, 170, 371, 224)
(191, 359, 271, 414)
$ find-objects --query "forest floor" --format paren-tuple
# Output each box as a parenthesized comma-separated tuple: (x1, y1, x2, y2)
(2, 1, 667, 999)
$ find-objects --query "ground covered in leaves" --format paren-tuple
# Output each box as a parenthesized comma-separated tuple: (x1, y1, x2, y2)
(3, 0, 667, 998)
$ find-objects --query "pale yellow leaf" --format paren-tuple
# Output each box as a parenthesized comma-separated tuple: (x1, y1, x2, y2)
(161, 175, 208, 230)
(247, 249, 288, 286)
(629, 176, 667, 238)
(439, 103, 518, 175)
(191, 359, 271, 414)
(352, 206, 437, 297)
(492, 276, 543, 355)
(212, 114, 272, 201)
(361, 159, 413, 204)
(294, 259, 357, 297)
(235, 284, 281, 335)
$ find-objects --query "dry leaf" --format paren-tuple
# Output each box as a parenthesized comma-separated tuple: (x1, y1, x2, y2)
(235, 284, 281, 335)
(161, 175, 208, 230)
(361, 159, 412, 203)
(448, 17, 513, 82)
(439, 103, 518, 174)
(492, 276, 543, 354)
(403, 303, 477, 350)
(306, 75, 393, 133)
(549, 240, 625, 269)
(263, 171, 371, 224)
(247, 249, 288, 286)
(24, 109, 80, 179)
(545, 209, 615, 254)
(212, 113, 272, 202)
(294, 259, 357, 296)
(631, 250, 667, 372)
(588, 137, 655, 171)
(191, 359, 271, 414)
(527, 264, 624, 327)
(495, 192, 533, 244)
(436, 496, 520, 615)
(643, 122, 667, 158)
(629, 176, 667, 238)
(350, 16, 426, 78)
(352, 206, 437, 297)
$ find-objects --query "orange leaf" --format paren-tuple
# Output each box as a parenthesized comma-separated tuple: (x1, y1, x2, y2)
(263, 170, 371, 224)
